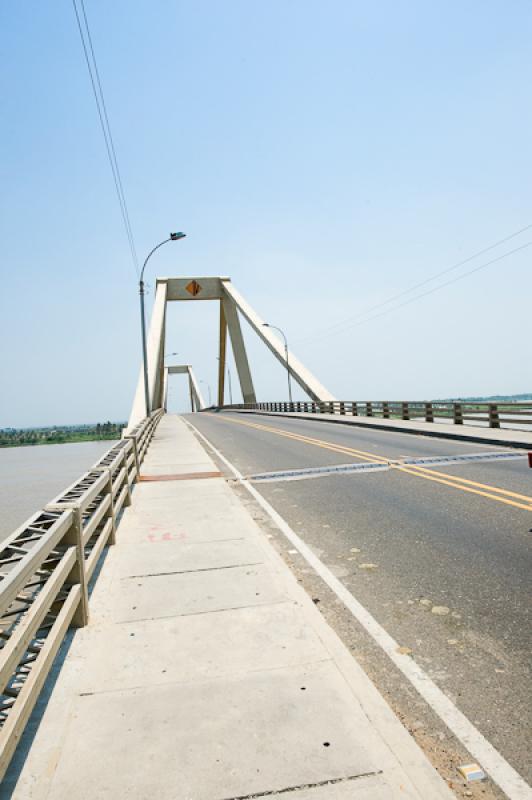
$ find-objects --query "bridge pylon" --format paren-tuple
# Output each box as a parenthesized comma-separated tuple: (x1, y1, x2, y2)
(164, 364, 205, 412)
(128, 277, 335, 428)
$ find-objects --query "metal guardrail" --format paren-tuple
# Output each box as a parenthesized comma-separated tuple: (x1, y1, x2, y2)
(0, 408, 164, 779)
(220, 401, 532, 430)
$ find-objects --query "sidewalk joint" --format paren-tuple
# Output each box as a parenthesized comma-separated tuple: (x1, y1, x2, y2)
(216, 771, 384, 800)
(122, 562, 263, 579)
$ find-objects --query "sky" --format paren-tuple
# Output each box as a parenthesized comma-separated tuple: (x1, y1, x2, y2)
(1, 1, 531, 426)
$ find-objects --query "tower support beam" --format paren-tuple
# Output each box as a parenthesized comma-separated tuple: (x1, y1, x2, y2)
(218, 300, 227, 407)
(222, 280, 334, 403)
(222, 295, 256, 405)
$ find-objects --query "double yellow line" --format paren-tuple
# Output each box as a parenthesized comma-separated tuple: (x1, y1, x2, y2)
(216, 414, 532, 512)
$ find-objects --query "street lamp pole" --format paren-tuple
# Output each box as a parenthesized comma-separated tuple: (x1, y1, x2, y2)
(139, 233, 186, 415)
(227, 366, 233, 404)
(217, 357, 233, 406)
(263, 323, 292, 404)
(201, 380, 212, 406)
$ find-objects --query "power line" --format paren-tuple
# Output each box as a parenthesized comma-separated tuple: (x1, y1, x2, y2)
(72, 0, 139, 276)
(294, 222, 532, 345)
(298, 240, 532, 343)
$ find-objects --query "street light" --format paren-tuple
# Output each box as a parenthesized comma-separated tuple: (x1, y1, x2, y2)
(263, 323, 292, 404)
(216, 357, 233, 405)
(139, 233, 186, 415)
(200, 380, 212, 407)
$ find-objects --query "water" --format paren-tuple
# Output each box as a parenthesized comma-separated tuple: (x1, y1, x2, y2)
(0, 440, 118, 543)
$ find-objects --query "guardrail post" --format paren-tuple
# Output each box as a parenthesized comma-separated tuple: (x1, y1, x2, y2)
(125, 435, 140, 477)
(425, 402, 434, 423)
(402, 402, 410, 420)
(351, 402, 357, 416)
(61, 507, 89, 628)
(383, 402, 390, 419)
(95, 467, 117, 546)
(366, 402, 372, 417)
(328, 401, 334, 414)
(488, 404, 500, 429)
(122, 450, 132, 506)
(339, 401, 345, 415)
(453, 403, 463, 425)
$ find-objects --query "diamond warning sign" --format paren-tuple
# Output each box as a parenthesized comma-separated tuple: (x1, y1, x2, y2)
(185, 280, 202, 297)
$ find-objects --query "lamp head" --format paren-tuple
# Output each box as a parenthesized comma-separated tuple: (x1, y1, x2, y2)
(170, 232, 186, 241)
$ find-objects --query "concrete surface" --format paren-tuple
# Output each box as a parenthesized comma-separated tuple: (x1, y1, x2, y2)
(2, 415, 454, 800)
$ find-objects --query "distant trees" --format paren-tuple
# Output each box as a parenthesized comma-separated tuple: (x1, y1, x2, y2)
(0, 422, 125, 448)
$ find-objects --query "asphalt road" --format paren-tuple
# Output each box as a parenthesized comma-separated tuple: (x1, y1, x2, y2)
(186, 410, 532, 799)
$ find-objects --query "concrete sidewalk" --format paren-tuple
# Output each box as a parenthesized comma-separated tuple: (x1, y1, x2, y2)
(3, 416, 454, 800)
(227, 409, 532, 449)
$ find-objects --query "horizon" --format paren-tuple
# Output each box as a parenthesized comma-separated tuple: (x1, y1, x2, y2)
(2, 392, 532, 431)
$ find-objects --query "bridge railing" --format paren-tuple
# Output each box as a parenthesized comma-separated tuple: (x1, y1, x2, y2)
(0, 408, 164, 779)
(219, 401, 532, 430)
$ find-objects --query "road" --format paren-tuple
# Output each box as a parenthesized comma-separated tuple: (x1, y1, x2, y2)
(186, 410, 532, 799)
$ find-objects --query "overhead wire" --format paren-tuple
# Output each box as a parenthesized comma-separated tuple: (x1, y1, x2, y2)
(294, 222, 532, 345)
(297, 240, 532, 345)
(72, 0, 140, 276)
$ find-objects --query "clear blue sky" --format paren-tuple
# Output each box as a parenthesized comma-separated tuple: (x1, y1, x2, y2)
(1, 1, 531, 426)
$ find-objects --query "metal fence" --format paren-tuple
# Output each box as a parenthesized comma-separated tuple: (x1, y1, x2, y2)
(219, 401, 532, 430)
(0, 408, 164, 779)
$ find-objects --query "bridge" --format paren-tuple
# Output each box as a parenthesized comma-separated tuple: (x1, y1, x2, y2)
(1, 277, 531, 800)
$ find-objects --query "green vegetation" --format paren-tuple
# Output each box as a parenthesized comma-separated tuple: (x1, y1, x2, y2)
(437, 393, 532, 403)
(0, 421, 126, 448)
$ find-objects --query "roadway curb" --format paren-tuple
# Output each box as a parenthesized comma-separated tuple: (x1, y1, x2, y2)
(222, 410, 532, 450)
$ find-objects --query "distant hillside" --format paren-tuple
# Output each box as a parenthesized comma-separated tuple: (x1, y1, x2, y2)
(438, 393, 532, 402)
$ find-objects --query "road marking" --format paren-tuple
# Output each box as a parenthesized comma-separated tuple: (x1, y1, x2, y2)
(403, 463, 532, 503)
(219, 415, 383, 463)
(216, 415, 532, 512)
(187, 418, 532, 800)
(395, 466, 532, 512)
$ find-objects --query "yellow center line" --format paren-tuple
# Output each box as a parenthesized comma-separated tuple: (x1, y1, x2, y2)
(214, 414, 532, 512)
(402, 463, 532, 503)
(395, 466, 532, 512)
(218, 415, 382, 463)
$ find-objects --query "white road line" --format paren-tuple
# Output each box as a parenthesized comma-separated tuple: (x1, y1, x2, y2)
(186, 418, 532, 800)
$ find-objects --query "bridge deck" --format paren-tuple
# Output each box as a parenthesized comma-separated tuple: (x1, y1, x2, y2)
(3, 416, 452, 799)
